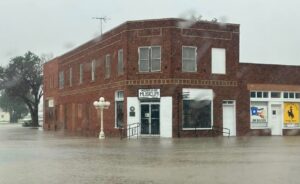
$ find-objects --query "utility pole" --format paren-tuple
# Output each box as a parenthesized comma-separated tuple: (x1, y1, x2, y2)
(92, 17, 109, 35)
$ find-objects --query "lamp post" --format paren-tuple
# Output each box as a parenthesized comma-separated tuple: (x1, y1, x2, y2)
(93, 97, 110, 139)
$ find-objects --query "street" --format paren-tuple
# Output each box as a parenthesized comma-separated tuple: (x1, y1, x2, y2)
(1, 124, 300, 184)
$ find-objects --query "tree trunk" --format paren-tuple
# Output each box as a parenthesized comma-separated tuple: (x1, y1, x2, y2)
(30, 104, 39, 127)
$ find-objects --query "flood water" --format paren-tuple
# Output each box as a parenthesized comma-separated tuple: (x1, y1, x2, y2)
(1, 124, 300, 184)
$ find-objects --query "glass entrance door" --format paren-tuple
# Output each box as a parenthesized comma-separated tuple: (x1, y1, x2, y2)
(141, 104, 160, 135)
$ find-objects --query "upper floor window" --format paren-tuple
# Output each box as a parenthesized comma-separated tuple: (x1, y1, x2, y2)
(59, 71, 64, 89)
(91, 60, 96, 81)
(212, 48, 226, 74)
(138, 46, 161, 72)
(69, 67, 72, 87)
(118, 49, 124, 75)
(182, 46, 197, 72)
(79, 64, 83, 84)
(105, 54, 111, 78)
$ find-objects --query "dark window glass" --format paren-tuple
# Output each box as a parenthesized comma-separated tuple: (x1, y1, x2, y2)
(271, 92, 281, 98)
(284, 92, 289, 98)
(183, 100, 211, 128)
(296, 93, 300, 99)
(116, 101, 123, 128)
(263, 92, 269, 98)
(250, 92, 256, 98)
(257, 92, 262, 98)
(289, 93, 295, 98)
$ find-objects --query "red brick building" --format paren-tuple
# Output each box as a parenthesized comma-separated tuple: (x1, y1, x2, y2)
(43, 18, 300, 138)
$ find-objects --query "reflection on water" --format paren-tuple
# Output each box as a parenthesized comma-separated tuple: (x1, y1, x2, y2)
(0, 124, 300, 184)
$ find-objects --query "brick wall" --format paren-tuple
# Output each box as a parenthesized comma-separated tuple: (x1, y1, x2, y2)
(43, 18, 300, 137)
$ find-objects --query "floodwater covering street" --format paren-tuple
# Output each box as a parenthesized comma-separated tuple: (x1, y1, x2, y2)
(1, 124, 300, 184)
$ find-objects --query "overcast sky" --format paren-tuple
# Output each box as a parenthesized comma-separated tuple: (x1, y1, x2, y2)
(0, 0, 299, 66)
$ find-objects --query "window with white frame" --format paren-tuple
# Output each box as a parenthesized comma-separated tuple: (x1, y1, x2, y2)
(182, 89, 213, 129)
(182, 46, 197, 72)
(79, 64, 83, 84)
(138, 46, 161, 72)
(211, 48, 226, 74)
(284, 92, 300, 99)
(115, 91, 124, 128)
(250, 101, 268, 128)
(118, 49, 124, 75)
(59, 71, 64, 89)
(69, 67, 72, 87)
(91, 60, 96, 81)
(270, 92, 281, 98)
(284, 102, 300, 128)
(105, 54, 111, 78)
(250, 91, 269, 99)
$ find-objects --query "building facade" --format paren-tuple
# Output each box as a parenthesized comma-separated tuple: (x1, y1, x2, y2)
(43, 18, 300, 138)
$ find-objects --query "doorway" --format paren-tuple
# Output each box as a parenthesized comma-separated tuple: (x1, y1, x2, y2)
(222, 100, 236, 136)
(140, 103, 160, 135)
(271, 104, 282, 135)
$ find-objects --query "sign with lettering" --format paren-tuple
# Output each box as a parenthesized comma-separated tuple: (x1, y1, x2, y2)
(284, 103, 299, 124)
(48, 99, 54, 108)
(138, 89, 160, 99)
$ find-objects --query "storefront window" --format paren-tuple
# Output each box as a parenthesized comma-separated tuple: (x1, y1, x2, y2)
(182, 89, 213, 129)
(250, 102, 268, 128)
(284, 102, 300, 128)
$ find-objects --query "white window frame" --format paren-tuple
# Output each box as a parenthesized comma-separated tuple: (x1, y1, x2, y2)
(91, 60, 96, 81)
(59, 71, 64, 89)
(118, 49, 124, 75)
(69, 67, 72, 87)
(211, 48, 226, 74)
(250, 101, 269, 129)
(182, 46, 197, 72)
(79, 63, 83, 84)
(105, 54, 111, 78)
(138, 46, 161, 72)
(115, 91, 124, 128)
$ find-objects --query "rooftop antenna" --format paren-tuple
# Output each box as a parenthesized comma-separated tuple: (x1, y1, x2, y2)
(92, 16, 110, 35)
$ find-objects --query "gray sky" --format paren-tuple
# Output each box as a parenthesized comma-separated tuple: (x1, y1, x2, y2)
(0, 0, 300, 66)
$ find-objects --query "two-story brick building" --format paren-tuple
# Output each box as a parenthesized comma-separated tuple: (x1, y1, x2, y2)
(43, 18, 300, 138)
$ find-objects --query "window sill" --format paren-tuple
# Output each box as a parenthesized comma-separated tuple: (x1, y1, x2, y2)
(137, 71, 162, 74)
(181, 71, 197, 73)
(212, 73, 226, 75)
(250, 127, 270, 130)
(283, 127, 300, 129)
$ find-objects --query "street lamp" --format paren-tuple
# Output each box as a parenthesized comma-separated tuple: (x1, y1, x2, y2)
(93, 97, 110, 139)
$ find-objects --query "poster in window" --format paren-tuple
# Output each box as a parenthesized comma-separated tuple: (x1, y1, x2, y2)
(284, 103, 299, 124)
(250, 102, 268, 127)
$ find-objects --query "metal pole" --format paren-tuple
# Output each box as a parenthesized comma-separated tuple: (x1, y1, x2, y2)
(100, 20, 103, 36)
(99, 107, 105, 139)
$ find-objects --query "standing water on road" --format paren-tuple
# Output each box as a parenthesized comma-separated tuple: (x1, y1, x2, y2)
(1, 124, 300, 184)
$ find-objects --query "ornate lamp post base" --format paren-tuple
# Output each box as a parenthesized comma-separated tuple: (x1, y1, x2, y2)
(99, 131, 105, 139)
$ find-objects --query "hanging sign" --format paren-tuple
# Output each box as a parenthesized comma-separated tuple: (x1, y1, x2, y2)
(138, 89, 160, 99)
